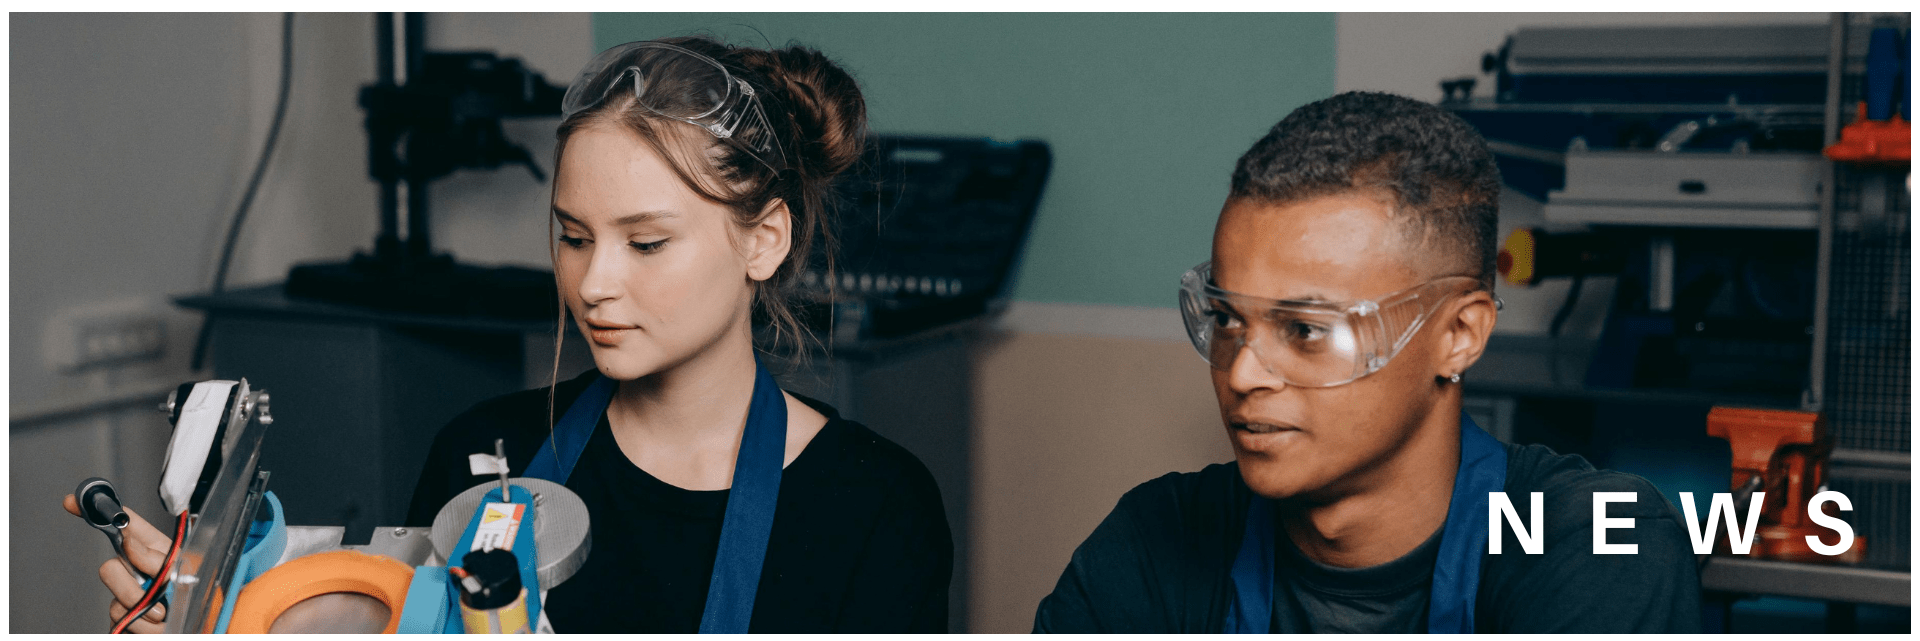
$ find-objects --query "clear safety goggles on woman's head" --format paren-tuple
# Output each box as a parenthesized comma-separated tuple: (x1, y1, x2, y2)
(1177, 261, 1498, 388)
(562, 41, 788, 173)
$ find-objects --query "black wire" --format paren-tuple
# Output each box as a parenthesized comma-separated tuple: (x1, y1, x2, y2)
(191, 13, 296, 371)
(1548, 273, 1586, 338)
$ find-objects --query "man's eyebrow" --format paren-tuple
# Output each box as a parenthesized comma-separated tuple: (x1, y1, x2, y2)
(1210, 278, 1337, 305)
(1276, 294, 1336, 305)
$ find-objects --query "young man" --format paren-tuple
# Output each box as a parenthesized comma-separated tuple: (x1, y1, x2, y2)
(1034, 92, 1699, 633)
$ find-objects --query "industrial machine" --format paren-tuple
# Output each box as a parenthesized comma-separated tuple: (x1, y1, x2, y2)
(1463, 24, 1841, 404)
(71, 379, 590, 634)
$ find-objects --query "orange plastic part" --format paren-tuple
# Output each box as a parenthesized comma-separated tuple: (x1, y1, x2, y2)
(226, 549, 415, 634)
(1824, 103, 1911, 165)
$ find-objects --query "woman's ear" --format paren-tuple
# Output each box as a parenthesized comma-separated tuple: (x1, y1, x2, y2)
(744, 199, 794, 282)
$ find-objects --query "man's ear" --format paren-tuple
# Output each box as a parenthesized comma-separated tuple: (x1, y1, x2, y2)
(1438, 288, 1498, 380)
(744, 199, 793, 282)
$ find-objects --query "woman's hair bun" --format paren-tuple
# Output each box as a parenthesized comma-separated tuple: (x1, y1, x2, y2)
(734, 45, 868, 183)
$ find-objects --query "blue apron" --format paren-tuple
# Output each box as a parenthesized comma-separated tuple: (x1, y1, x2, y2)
(524, 363, 789, 634)
(1224, 412, 1507, 634)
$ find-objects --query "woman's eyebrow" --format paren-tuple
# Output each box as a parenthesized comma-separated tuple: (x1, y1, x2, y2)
(611, 210, 677, 226)
(549, 207, 678, 226)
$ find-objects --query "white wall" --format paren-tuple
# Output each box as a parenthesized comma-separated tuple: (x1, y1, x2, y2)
(7, 13, 591, 633)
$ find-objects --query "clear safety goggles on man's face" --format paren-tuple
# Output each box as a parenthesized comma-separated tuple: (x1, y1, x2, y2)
(1178, 261, 1496, 388)
(561, 41, 788, 173)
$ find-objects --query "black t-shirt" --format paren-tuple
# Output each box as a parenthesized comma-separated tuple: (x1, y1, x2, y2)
(407, 370, 954, 633)
(1033, 441, 1702, 633)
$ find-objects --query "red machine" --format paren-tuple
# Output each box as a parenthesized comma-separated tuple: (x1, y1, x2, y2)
(1705, 407, 1865, 564)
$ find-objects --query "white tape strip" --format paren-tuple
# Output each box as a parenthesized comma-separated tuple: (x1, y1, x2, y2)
(469, 454, 509, 476)
(158, 381, 237, 514)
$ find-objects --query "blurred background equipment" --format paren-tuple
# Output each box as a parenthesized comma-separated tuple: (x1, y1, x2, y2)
(1460, 13, 1909, 633)
(281, 12, 565, 320)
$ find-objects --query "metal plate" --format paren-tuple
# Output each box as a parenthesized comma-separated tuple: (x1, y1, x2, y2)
(1700, 557, 1910, 606)
(428, 477, 591, 589)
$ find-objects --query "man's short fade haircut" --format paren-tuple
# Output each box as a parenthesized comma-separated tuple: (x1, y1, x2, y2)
(1230, 91, 1502, 289)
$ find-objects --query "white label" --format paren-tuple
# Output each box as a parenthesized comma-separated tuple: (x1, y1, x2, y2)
(471, 502, 524, 552)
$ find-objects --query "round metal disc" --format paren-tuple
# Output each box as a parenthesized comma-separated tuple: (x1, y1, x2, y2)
(430, 477, 592, 589)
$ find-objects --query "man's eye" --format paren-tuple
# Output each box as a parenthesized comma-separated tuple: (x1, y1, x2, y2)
(1287, 321, 1330, 342)
(1205, 309, 1242, 330)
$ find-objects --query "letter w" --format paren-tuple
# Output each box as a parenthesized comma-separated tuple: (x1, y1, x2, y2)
(1679, 492, 1765, 555)
(1489, 492, 1543, 554)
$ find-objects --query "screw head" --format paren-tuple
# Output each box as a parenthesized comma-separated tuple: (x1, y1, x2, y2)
(392, 528, 409, 537)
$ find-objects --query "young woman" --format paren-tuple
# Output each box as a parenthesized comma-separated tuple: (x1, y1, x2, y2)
(69, 36, 953, 633)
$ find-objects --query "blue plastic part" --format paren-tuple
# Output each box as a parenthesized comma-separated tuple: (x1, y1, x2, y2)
(1866, 27, 1901, 121)
(441, 484, 541, 633)
(213, 491, 286, 634)
(396, 566, 452, 633)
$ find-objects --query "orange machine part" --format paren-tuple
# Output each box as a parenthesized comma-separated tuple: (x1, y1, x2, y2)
(1825, 103, 1912, 165)
(1706, 406, 1823, 494)
(226, 549, 415, 634)
(1706, 407, 1862, 564)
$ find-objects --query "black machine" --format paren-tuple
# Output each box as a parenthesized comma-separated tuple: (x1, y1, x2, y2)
(285, 13, 564, 319)
(800, 136, 1053, 342)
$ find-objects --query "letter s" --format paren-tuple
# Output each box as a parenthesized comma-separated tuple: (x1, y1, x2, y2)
(1806, 491, 1856, 556)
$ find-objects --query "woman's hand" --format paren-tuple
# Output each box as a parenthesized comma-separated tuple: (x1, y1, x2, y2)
(63, 494, 172, 633)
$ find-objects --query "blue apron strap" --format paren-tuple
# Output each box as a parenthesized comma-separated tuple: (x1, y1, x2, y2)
(525, 373, 617, 483)
(1223, 495, 1275, 633)
(1223, 411, 1508, 634)
(518, 364, 785, 633)
(697, 362, 788, 634)
(1427, 411, 1507, 634)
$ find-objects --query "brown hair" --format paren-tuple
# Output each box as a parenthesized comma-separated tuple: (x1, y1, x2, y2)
(542, 36, 867, 424)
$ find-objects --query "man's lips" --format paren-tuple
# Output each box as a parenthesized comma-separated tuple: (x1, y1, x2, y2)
(1230, 416, 1304, 435)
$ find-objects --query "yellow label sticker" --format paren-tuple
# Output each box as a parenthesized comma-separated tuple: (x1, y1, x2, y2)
(471, 502, 523, 552)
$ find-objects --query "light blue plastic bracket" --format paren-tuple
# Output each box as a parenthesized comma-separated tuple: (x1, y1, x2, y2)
(439, 484, 541, 633)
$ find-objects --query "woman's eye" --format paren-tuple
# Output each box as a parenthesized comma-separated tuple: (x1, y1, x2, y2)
(557, 234, 588, 248)
(630, 239, 668, 254)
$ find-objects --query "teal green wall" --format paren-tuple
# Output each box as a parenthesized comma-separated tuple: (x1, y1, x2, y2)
(594, 13, 1336, 308)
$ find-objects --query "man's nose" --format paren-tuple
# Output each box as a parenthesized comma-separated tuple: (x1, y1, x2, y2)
(1226, 337, 1287, 396)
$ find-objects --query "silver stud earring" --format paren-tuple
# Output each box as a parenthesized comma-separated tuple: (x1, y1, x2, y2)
(1448, 373, 1462, 384)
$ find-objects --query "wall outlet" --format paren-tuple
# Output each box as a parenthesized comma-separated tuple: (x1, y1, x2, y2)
(45, 301, 169, 373)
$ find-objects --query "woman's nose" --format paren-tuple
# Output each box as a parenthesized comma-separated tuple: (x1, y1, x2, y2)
(575, 246, 626, 305)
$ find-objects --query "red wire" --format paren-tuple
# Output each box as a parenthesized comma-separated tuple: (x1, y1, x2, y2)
(111, 512, 189, 634)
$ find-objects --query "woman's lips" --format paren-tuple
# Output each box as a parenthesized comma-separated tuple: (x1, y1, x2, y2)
(586, 323, 637, 346)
